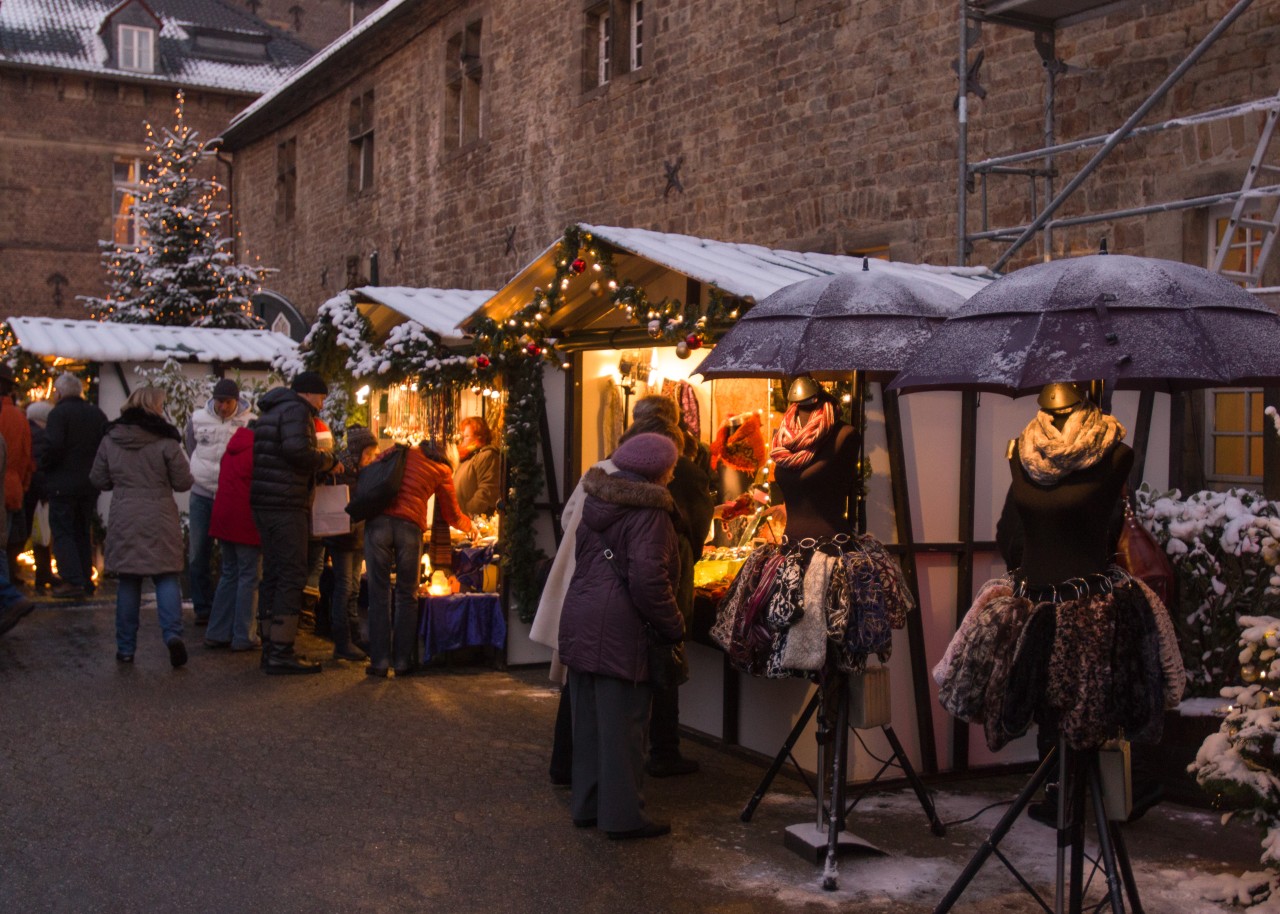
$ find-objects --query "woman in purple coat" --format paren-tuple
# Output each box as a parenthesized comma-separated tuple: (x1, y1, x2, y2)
(557, 433, 685, 840)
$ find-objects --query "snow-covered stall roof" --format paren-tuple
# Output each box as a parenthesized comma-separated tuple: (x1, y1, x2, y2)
(352, 286, 494, 343)
(9, 317, 297, 365)
(0, 0, 313, 96)
(468, 224, 992, 333)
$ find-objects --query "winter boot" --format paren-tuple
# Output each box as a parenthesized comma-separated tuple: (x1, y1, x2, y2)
(262, 616, 323, 676)
(331, 611, 367, 662)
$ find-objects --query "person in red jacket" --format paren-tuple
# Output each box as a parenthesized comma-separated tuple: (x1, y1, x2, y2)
(364, 439, 472, 677)
(0, 365, 33, 582)
(205, 426, 261, 652)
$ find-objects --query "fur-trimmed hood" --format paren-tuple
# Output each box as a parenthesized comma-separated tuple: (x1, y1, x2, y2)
(581, 466, 674, 538)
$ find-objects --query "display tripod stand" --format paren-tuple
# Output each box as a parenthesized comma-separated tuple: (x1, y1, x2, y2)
(934, 736, 1144, 914)
(739, 667, 947, 891)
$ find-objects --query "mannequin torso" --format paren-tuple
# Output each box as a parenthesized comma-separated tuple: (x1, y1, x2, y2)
(1009, 441, 1133, 585)
(773, 419, 858, 541)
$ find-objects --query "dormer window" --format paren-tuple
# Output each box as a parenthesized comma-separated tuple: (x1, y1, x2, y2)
(118, 24, 155, 73)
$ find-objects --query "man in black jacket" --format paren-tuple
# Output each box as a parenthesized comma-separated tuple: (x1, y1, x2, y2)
(43, 373, 108, 601)
(251, 372, 338, 675)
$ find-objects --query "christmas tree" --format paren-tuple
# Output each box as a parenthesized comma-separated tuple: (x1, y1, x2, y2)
(81, 91, 268, 328)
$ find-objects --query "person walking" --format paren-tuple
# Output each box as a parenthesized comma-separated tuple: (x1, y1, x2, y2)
(205, 425, 261, 653)
(0, 364, 33, 584)
(42, 373, 107, 600)
(558, 432, 685, 840)
(364, 439, 472, 678)
(250, 372, 338, 675)
(90, 387, 194, 667)
(324, 425, 378, 662)
(183, 378, 254, 626)
(23, 400, 54, 591)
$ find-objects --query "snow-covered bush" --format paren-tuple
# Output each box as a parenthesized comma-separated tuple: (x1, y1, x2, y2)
(1136, 487, 1280, 696)
(1189, 615, 1280, 908)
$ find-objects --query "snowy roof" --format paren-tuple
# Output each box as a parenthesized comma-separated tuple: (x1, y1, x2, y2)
(470, 224, 992, 330)
(9, 317, 298, 365)
(219, 0, 415, 146)
(0, 0, 313, 96)
(351, 286, 495, 342)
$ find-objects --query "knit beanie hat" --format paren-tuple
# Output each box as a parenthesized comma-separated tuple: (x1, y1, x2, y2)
(212, 378, 240, 400)
(345, 424, 377, 456)
(291, 371, 329, 395)
(611, 432, 679, 481)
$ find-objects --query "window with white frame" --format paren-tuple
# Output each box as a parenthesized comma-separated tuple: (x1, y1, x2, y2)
(112, 156, 145, 247)
(584, 1, 643, 90)
(1208, 200, 1265, 286)
(1206, 388, 1265, 484)
(118, 25, 156, 73)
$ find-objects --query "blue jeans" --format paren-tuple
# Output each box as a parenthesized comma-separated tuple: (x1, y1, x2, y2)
(364, 515, 422, 671)
(252, 509, 309, 621)
(0, 509, 22, 609)
(187, 493, 216, 620)
(207, 540, 261, 647)
(115, 572, 183, 656)
(330, 545, 362, 648)
(50, 492, 97, 590)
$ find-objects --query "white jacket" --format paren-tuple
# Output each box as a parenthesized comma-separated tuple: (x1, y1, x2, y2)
(185, 397, 254, 497)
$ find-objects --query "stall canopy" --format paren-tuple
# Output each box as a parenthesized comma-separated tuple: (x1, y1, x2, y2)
(465, 223, 992, 338)
(349, 286, 494, 345)
(8, 317, 297, 366)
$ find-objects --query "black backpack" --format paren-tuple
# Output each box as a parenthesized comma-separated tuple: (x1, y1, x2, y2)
(345, 444, 409, 521)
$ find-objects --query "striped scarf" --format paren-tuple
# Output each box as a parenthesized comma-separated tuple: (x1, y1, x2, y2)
(770, 400, 835, 469)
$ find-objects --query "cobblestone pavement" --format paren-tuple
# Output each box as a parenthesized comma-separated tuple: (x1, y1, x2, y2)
(0, 591, 1265, 913)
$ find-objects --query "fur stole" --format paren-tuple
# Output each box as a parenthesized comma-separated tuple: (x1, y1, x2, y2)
(582, 466, 675, 512)
(108, 407, 181, 441)
(711, 413, 767, 474)
(1018, 405, 1125, 485)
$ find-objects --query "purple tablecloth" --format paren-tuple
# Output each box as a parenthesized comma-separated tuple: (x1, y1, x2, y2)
(419, 593, 506, 660)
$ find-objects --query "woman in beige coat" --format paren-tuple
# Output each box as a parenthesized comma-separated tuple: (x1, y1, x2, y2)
(91, 387, 194, 667)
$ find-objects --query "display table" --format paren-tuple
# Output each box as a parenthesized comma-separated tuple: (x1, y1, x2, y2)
(418, 593, 506, 662)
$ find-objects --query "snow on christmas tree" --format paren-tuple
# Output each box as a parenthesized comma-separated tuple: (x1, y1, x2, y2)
(1189, 614, 1280, 909)
(81, 91, 269, 328)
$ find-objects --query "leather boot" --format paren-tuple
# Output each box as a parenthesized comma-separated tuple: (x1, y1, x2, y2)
(262, 616, 322, 675)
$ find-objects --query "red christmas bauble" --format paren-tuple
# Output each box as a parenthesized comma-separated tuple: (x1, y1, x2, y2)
(526, 342, 543, 356)
(570, 258, 587, 275)
(685, 333, 703, 350)
(475, 355, 491, 369)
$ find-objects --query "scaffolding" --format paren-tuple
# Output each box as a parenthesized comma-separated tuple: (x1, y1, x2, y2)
(957, 0, 1280, 282)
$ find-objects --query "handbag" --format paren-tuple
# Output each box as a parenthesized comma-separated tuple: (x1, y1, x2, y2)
(346, 444, 408, 521)
(1116, 495, 1177, 609)
(30, 500, 50, 548)
(311, 483, 351, 537)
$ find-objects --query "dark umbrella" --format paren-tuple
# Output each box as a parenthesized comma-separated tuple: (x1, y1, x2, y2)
(888, 254, 1280, 395)
(695, 264, 973, 381)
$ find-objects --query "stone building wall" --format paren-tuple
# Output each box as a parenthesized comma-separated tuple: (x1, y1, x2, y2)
(224, 0, 1280, 316)
(0, 73, 252, 319)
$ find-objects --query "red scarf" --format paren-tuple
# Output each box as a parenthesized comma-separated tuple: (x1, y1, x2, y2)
(770, 401, 835, 468)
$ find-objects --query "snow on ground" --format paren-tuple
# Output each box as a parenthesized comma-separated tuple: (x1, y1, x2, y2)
(685, 788, 1252, 912)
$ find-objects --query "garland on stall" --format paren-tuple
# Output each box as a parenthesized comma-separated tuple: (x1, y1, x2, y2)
(0, 322, 68, 400)
(285, 227, 751, 620)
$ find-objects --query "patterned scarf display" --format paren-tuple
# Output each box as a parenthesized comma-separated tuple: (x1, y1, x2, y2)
(770, 400, 835, 469)
(1017, 404, 1125, 485)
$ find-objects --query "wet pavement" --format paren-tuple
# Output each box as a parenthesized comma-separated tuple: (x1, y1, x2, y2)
(0, 588, 1265, 913)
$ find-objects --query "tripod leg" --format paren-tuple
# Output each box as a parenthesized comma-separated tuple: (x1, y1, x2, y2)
(740, 689, 821, 822)
(823, 678, 850, 892)
(881, 725, 946, 836)
(1087, 757, 1127, 914)
(1068, 749, 1087, 914)
(933, 746, 1058, 914)
(1110, 821, 1145, 914)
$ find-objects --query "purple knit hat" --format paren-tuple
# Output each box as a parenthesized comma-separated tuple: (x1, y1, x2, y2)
(612, 432, 679, 481)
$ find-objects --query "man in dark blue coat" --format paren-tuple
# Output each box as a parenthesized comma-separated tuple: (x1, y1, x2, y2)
(42, 373, 107, 601)
(250, 372, 338, 675)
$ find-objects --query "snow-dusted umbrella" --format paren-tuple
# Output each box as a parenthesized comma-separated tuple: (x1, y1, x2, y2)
(695, 266, 963, 381)
(888, 254, 1280, 395)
